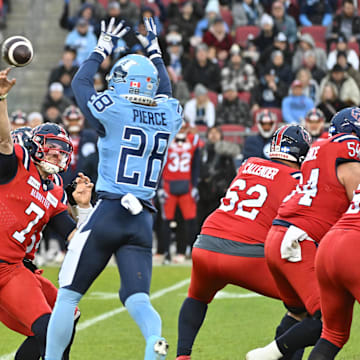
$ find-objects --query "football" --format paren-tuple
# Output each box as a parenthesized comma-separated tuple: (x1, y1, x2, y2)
(1, 36, 33, 67)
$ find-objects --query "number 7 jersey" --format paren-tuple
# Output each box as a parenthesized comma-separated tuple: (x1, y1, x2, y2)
(276, 134, 360, 243)
(201, 157, 300, 244)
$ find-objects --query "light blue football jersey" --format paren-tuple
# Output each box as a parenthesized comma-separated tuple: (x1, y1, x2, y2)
(88, 91, 183, 200)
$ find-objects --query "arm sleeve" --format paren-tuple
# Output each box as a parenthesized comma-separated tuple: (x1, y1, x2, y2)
(299, 14, 312, 26)
(47, 210, 76, 240)
(152, 57, 172, 97)
(0, 149, 17, 184)
(191, 147, 201, 187)
(71, 52, 106, 137)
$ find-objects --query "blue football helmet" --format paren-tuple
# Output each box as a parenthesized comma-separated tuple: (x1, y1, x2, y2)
(27, 123, 73, 174)
(11, 126, 32, 146)
(328, 107, 360, 138)
(270, 124, 312, 164)
(106, 54, 159, 104)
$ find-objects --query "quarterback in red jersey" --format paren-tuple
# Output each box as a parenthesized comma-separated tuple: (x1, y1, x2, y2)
(176, 125, 311, 360)
(308, 184, 360, 359)
(247, 107, 360, 360)
(158, 123, 201, 262)
(0, 68, 93, 359)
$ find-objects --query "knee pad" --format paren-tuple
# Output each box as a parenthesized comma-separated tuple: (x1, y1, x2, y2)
(284, 304, 307, 315)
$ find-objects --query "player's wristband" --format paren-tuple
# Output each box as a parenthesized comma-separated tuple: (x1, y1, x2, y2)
(76, 205, 93, 228)
(0, 93, 8, 101)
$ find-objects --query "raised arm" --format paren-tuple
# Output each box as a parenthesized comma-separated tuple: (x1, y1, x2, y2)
(0, 68, 16, 155)
(72, 18, 130, 136)
(136, 17, 172, 97)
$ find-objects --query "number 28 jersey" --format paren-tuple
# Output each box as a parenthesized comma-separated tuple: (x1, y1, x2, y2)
(201, 157, 300, 244)
(0, 144, 67, 263)
(276, 134, 360, 242)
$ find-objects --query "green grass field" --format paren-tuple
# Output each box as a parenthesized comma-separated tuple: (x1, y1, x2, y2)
(1, 265, 360, 360)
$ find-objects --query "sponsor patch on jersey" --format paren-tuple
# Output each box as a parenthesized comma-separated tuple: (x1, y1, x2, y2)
(146, 83, 153, 90)
(46, 192, 58, 208)
(27, 176, 40, 190)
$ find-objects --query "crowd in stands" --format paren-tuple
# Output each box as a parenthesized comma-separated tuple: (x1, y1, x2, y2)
(11, 0, 360, 263)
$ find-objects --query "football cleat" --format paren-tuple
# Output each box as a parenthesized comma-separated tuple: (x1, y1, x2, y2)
(246, 341, 283, 360)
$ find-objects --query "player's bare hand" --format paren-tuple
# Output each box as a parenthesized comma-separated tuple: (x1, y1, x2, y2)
(0, 68, 16, 95)
(72, 172, 94, 208)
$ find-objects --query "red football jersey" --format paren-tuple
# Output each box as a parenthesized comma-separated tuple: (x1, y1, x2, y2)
(201, 157, 300, 244)
(277, 133, 360, 242)
(0, 144, 67, 263)
(333, 184, 360, 231)
(162, 133, 199, 182)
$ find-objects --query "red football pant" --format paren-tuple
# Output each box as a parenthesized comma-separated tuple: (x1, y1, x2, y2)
(265, 225, 320, 315)
(0, 262, 55, 336)
(188, 247, 280, 304)
(162, 192, 197, 220)
(315, 228, 360, 348)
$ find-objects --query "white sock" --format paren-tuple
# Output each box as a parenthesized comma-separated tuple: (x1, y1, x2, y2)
(262, 340, 283, 359)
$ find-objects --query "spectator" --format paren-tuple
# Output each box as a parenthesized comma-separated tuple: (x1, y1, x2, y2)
(41, 82, 73, 124)
(242, 33, 261, 66)
(336, 50, 360, 90)
(60, 105, 98, 186)
(299, 0, 333, 26)
(296, 67, 320, 105)
(242, 108, 278, 161)
(282, 79, 315, 124)
(250, 67, 288, 112)
(27, 112, 44, 128)
(118, 0, 140, 26)
(258, 32, 293, 70)
(215, 83, 252, 127)
(271, 1, 297, 45)
(292, 33, 328, 73)
(193, 0, 222, 43)
(303, 108, 327, 142)
(327, 34, 359, 71)
(232, 0, 264, 27)
(183, 43, 221, 92)
(202, 16, 233, 65)
(59, 1, 101, 33)
(48, 47, 79, 101)
(169, 1, 201, 59)
(184, 84, 216, 127)
(267, 49, 293, 85)
(326, 0, 360, 48)
(319, 63, 360, 106)
(221, 44, 257, 93)
(197, 126, 239, 225)
(64, 17, 98, 65)
(9, 110, 28, 130)
(254, 13, 277, 51)
(302, 49, 327, 85)
(317, 83, 347, 122)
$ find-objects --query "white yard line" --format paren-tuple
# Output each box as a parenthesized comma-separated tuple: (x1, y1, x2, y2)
(0, 278, 190, 360)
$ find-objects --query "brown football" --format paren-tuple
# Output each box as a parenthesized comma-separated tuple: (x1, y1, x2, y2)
(2, 36, 33, 67)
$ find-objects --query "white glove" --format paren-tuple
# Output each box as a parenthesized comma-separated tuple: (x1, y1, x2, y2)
(121, 193, 143, 215)
(157, 188, 168, 205)
(191, 187, 199, 202)
(94, 17, 130, 59)
(136, 17, 162, 60)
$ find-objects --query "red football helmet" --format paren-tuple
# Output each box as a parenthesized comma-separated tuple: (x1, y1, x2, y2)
(62, 105, 84, 134)
(29, 123, 73, 174)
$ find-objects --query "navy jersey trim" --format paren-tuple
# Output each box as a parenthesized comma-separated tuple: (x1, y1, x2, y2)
(20, 146, 30, 171)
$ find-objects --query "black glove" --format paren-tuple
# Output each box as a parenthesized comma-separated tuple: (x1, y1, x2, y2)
(23, 258, 38, 273)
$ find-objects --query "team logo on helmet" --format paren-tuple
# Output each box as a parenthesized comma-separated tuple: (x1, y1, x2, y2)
(351, 108, 360, 122)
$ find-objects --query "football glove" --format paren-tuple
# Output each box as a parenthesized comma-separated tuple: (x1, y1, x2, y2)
(94, 17, 130, 59)
(136, 17, 162, 60)
(157, 188, 168, 205)
(191, 187, 199, 202)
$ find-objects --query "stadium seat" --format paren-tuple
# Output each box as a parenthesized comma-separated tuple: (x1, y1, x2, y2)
(235, 26, 260, 47)
(220, 8, 233, 28)
(300, 26, 327, 44)
(196, 124, 208, 140)
(220, 124, 246, 144)
(238, 91, 251, 104)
